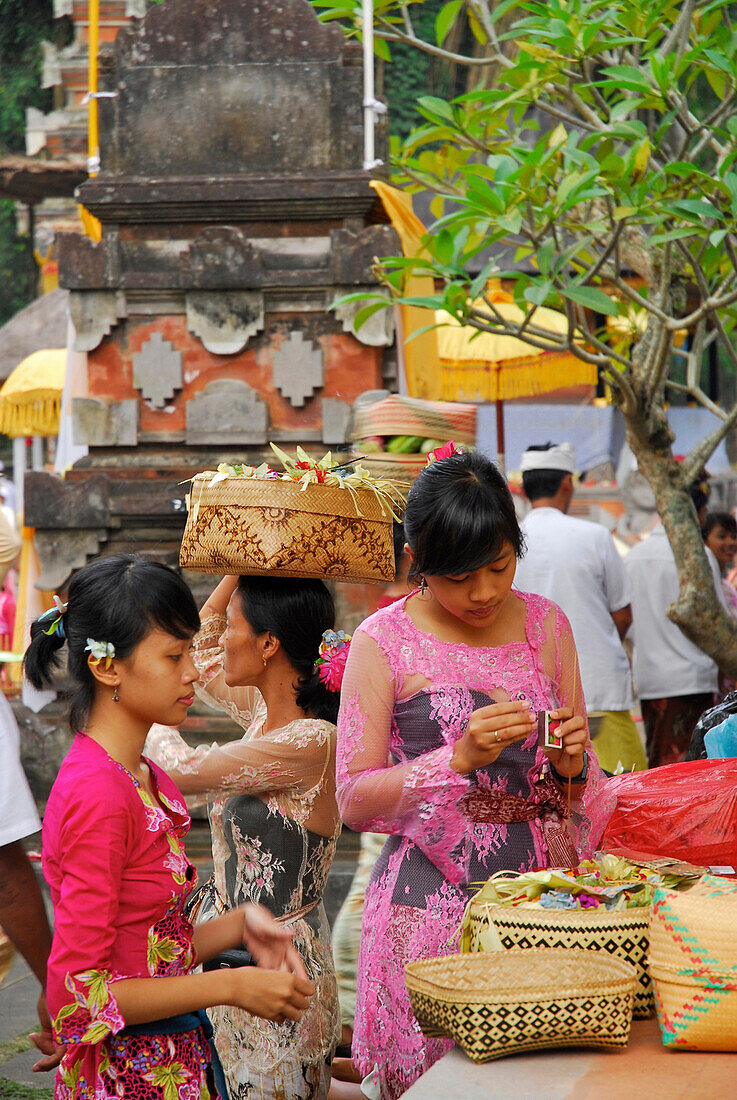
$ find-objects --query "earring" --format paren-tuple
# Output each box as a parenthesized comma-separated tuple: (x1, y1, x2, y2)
(112, 684, 120, 703)
(262, 655, 268, 669)
(419, 576, 428, 594)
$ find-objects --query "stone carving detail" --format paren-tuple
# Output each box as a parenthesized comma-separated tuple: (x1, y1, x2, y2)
(186, 291, 265, 355)
(35, 529, 108, 592)
(322, 398, 352, 445)
(72, 398, 139, 447)
(273, 331, 324, 408)
(333, 288, 394, 347)
(132, 333, 183, 408)
(186, 380, 269, 446)
(70, 290, 127, 352)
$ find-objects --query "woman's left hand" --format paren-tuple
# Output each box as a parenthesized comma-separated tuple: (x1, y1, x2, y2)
(241, 903, 309, 980)
(543, 707, 587, 780)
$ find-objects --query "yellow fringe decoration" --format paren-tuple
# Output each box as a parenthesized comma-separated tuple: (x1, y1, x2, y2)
(439, 353, 597, 403)
(0, 394, 62, 438)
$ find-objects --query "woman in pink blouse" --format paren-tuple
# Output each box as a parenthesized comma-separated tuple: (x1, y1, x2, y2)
(337, 451, 612, 1098)
(25, 555, 314, 1100)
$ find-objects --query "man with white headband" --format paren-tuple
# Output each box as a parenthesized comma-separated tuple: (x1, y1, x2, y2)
(514, 442, 646, 773)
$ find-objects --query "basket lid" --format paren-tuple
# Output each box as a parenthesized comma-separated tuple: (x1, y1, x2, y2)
(405, 949, 637, 1001)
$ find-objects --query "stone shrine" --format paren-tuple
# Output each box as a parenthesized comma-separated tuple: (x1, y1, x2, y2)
(20, 0, 397, 794)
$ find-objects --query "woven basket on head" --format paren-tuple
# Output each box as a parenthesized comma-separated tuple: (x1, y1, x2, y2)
(650, 874, 737, 1050)
(179, 476, 396, 583)
(464, 899, 654, 1019)
(405, 949, 637, 1062)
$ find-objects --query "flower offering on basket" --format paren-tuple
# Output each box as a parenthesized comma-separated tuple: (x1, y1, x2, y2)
(179, 444, 406, 583)
(460, 854, 701, 1020)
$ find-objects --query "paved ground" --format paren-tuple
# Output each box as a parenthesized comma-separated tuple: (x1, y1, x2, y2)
(0, 826, 358, 1097)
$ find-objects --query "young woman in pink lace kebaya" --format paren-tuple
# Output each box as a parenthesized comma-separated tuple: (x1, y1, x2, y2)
(337, 450, 613, 1099)
(25, 555, 313, 1100)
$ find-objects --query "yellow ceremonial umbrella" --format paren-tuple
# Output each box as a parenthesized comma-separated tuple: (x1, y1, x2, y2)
(436, 291, 596, 471)
(0, 349, 67, 438)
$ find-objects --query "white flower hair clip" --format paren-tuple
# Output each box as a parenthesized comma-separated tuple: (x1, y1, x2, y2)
(85, 638, 116, 668)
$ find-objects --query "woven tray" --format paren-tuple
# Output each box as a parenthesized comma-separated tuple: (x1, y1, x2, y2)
(180, 476, 395, 582)
(405, 949, 636, 1062)
(650, 876, 737, 1050)
(464, 899, 654, 1018)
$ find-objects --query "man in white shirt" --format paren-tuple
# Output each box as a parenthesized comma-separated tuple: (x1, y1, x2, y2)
(0, 691, 58, 1066)
(625, 477, 724, 767)
(514, 442, 646, 774)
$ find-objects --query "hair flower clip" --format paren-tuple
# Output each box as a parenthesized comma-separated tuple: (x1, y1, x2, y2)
(426, 440, 459, 465)
(39, 595, 68, 638)
(315, 629, 351, 693)
(85, 638, 116, 668)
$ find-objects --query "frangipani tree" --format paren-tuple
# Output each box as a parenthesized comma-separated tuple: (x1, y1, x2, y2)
(314, 0, 737, 674)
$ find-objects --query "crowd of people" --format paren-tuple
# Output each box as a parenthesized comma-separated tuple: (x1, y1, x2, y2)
(1, 444, 734, 1100)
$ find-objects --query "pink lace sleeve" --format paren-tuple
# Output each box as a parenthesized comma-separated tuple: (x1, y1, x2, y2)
(337, 627, 472, 883)
(539, 602, 616, 857)
(146, 720, 334, 804)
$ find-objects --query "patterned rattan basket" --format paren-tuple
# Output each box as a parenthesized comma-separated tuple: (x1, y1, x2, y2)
(405, 949, 637, 1062)
(179, 475, 396, 582)
(650, 875, 737, 1050)
(464, 900, 654, 1018)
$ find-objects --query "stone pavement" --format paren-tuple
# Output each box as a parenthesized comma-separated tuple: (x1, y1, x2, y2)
(0, 825, 359, 1097)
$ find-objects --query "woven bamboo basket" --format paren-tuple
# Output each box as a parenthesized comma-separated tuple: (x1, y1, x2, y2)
(405, 949, 637, 1062)
(650, 875, 737, 1050)
(464, 899, 654, 1018)
(179, 476, 396, 582)
(350, 451, 427, 485)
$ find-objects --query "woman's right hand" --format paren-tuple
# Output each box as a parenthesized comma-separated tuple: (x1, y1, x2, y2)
(228, 967, 315, 1023)
(450, 700, 536, 774)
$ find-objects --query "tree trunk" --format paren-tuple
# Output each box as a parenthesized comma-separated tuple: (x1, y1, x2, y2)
(623, 395, 737, 679)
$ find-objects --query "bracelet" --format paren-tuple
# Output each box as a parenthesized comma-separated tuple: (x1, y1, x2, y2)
(550, 751, 588, 785)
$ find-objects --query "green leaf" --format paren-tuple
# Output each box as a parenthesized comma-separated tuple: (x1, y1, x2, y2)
(353, 302, 390, 331)
(562, 285, 619, 316)
(435, 0, 464, 46)
(536, 239, 556, 277)
(525, 280, 553, 306)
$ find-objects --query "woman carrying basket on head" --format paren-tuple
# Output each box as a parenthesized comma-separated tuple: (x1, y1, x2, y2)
(146, 573, 343, 1100)
(337, 448, 612, 1099)
(26, 555, 313, 1100)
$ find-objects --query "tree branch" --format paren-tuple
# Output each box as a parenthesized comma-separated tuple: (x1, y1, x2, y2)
(681, 400, 737, 484)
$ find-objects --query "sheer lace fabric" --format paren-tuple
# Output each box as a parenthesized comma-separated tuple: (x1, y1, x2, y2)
(145, 613, 341, 1100)
(337, 591, 612, 1099)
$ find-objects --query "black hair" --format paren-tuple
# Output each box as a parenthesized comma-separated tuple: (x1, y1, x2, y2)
(703, 511, 737, 540)
(522, 468, 569, 502)
(391, 520, 406, 578)
(236, 575, 338, 723)
(24, 554, 200, 732)
(404, 450, 523, 579)
(520, 442, 570, 502)
(690, 472, 711, 516)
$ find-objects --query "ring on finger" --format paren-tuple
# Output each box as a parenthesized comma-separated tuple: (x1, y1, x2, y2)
(493, 730, 500, 742)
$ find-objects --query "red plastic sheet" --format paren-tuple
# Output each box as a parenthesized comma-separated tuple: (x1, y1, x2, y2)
(601, 759, 737, 868)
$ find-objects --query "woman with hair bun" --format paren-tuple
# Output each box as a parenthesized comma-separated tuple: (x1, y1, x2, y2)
(146, 574, 343, 1100)
(26, 555, 314, 1100)
(337, 449, 612, 1099)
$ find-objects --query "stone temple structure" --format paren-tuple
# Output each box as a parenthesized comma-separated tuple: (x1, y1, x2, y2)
(20, 0, 398, 794)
